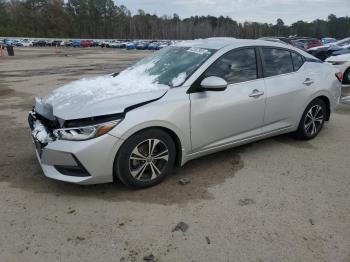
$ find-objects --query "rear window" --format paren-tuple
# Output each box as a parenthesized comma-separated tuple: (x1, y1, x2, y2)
(291, 52, 304, 71)
(262, 48, 294, 77)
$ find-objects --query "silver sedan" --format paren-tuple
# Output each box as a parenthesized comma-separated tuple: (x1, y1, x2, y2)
(29, 38, 342, 188)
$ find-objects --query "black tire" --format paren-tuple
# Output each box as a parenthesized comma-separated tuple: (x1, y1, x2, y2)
(294, 98, 326, 140)
(114, 128, 176, 188)
(343, 67, 350, 85)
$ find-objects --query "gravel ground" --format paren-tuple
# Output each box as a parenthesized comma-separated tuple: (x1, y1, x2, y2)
(0, 47, 349, 262)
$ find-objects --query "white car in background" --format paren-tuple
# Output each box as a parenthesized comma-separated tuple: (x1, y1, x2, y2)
(21, 39, 33, 47)
(326, 53, 350, 84)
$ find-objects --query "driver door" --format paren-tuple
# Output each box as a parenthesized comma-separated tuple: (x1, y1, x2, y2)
(189, 47, 266, 153)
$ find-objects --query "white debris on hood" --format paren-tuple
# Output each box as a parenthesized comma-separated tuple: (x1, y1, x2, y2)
(32, 120, 53, 144)
(43, 60, 170, 109)
(171, 72, 187, 87)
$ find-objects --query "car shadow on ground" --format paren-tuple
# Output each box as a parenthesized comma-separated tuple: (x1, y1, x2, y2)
(1, 117, 321, 206)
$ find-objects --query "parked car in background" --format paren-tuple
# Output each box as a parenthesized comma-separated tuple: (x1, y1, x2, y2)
(159, 42, 170, 49)
(99, 40, 109, 48)
(307, 37, 350, 60)
(91, 40, 99, 47)
(33, 40, 48, 47)
(107, 41, 120, 48)
(80, 40, 93, 48)
(72, 40, 81, 47)
(12, 40, 23, 47)
(46, 40, 54, 46)
(21, 39, 34, 47)
(291, 38, 323, 50)
(4, 39, 14, 46)
(326, 53, 350, 84)
(290, 39, 306, 50)
(322, 38, 337, 45)
(64, 40, 72, 47)
(331, 44, 350, 56)
(51, 40, 64, 47)
(136, 42, 149, 50)
(126, 42, 136, 50)
(118, 42, 128, 49)
(4, 38, 172, 50)
(306, 38, 323, 49)
(148, 42, 160, 50)
(28, 38, 341, 188)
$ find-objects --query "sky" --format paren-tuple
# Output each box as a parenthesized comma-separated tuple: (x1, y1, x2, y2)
(117, 0, 350, 25)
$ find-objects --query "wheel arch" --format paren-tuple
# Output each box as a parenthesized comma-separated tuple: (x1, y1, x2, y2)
(303, 93, 331, 121)
(343, 66, 350, 84)
(316, 96, 331, 121)
(116, 122, 188, 168)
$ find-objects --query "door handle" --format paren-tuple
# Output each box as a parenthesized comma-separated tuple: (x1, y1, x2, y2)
(249, 89, 264, 98)
(303, 78, 314, 86)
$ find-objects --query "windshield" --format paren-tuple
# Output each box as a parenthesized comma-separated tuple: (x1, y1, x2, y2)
(131, 46, 215, 87)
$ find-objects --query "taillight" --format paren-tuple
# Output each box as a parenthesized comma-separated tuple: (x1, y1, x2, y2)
(335, 72, 343, 82)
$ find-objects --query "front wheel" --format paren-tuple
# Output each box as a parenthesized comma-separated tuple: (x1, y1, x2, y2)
(294, 99, 326, 140)
(114, 129, 176, 188)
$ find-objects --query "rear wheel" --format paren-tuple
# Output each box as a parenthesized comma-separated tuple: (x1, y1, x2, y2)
(294, 99, 326, 140)
(114, 129, 176, 188)
(343, 67, 350, 85)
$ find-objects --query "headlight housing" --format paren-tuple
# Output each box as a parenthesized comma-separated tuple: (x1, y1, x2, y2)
(53, 120, 120, 141)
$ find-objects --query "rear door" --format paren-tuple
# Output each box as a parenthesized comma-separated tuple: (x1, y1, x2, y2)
(261, 47, 309, 132)
(190, 48, 266, 152)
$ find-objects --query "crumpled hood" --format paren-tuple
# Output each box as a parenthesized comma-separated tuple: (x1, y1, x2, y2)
(36, 62, 170, 120)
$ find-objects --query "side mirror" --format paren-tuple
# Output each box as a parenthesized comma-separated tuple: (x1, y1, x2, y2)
(200, 76, 228, 91)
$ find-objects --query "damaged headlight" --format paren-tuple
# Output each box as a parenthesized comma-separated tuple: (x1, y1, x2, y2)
(53, 120, 120, 141)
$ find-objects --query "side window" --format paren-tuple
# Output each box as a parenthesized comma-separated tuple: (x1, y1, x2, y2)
(204, 48, 257, 85)
(291, 52, 304, 71)
(262, 48, 294, 77)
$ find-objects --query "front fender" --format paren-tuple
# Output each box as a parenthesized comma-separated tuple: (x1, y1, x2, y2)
(110, 120, 190, 166)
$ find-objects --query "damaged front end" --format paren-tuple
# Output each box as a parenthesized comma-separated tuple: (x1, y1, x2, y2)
(28, 97, 125, 157)
(28, 98, 63, 156)
(28, 100, 122, 182)
(28, 109, 59, 157)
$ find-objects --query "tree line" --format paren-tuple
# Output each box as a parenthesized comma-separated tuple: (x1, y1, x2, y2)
(1, 0, 350, 40)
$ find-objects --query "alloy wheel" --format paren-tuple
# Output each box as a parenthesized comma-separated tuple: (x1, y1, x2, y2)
(304, 105, 324, 136)
(129, 139, 169, 181)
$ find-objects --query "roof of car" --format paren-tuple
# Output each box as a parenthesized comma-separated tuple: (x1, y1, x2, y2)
(176, 37, 291, 50)
(176, 37, 317, 60)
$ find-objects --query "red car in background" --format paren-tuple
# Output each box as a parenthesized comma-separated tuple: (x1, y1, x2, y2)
(80, 40, 93, 47)
(291, 38, 323, 50)
(305, 38, 323, 49)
